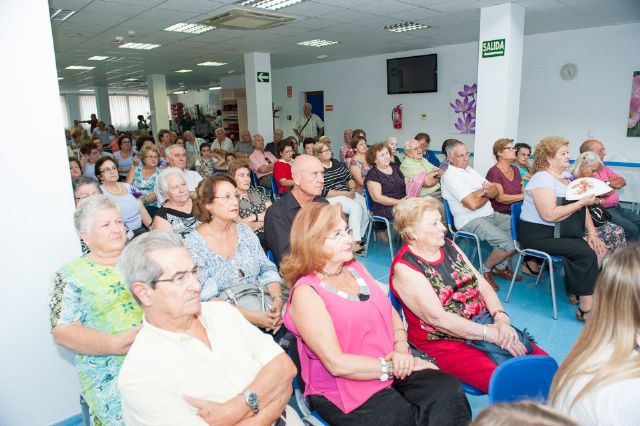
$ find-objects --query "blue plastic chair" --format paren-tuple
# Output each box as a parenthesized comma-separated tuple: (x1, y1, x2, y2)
(387, 289, 486, 396)
(266, 249, 276, 263)
(250, 170, 267, 195)
(363, 187, 395, 260)
(271, 174, 282, 200)
(489, 355, 559, 403)
(506, 203, 564, 320)
(443, 200, 484, 270)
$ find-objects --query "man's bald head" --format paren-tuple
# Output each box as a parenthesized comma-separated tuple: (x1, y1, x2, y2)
(580, 139, 605, 160)
(292, 155, 324, 196)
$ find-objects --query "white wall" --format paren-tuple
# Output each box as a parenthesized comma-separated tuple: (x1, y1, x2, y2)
(0, 2, 82, 425)
(519, 23, 640, 160)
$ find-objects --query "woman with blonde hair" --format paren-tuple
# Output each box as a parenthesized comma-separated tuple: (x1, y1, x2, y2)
(518, 136, 605, 321)
(549, 244, 640, 425)
(281, 202, 470, 425)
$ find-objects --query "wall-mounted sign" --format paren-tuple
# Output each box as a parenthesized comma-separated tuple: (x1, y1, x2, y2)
(325, 104, 333, 112)
(287, 85, 292, 98)
(257, 72, 270, 83)
(482, 39, 505, 58)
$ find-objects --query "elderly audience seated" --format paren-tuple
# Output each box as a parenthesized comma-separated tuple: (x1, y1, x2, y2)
(485, 138, 524, 214)
(49, 195, 143, 425)
(211, 127, 234, 152)
(340, 128, 355, 163)
(69, 157, 82, 181)
(114, 135, 135, 181)
(265, 155, 327, 265)
(155, 144, 202, 205)
(96, 157, 152, 237)
(441, 140, 520, 290)
(273, 138, 296, 195)
(391, 196, 548, 393)
(568, 151, 626, 257)
(229, 160, 272, 251)
(282, 202, 471, 425)
(235, 129, 254, 158)
(519, 136, 604, 321)
(580, 138, 640, 241)
(127, 144, 160, 213)
(184, 174, 285, 335)
(314, 140, 368, 255)
(151, 167, 199, 237)
(265, 128, 283, 158)
(415, 132, 441, 167)
(550, 244, 640, 425)
(248, 133, 277, 190)
(513, 142, 533, 186)
(80, 141, 101, 178)
(400, 138, 442, 198)
(347, 136, 371, 193)
(117, 231, 302, 426)
(386, 137, 403, 167)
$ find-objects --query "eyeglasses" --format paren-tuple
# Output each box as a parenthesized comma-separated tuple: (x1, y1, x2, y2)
(145, 155, 159, 159)
(213, 193, 241, 202)
(320, 149, 332, 154)
(282, 149, 294, 154)
(326, 228, 353, 241)
(100, 166, 117, 173)
(454, 152, 471, 159)
(152, 266, 201, 287)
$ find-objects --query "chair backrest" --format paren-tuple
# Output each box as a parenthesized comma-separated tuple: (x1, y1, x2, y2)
(363, 187, 373, 212)
(388, 290, 402, 315)
(266, 249, 276, 263)
(489, 355, 559, 404)
(271, 174, 280, 196)
(510, 202, 523, 244)
(250, 170, 259, 187)
(443, 200, 456, 233)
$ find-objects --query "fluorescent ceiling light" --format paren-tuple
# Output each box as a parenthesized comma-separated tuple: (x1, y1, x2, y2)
(381, 22, 429, 33)
(175, 69, 192, 73)
(209, 86, 221, 90)
(316, 54, 328, 59)
(78, 89, 94, 92)
(66, 65, 95, 70)
(164, 23, 215, 34)
(238, 0, 305, 10)
(297, 39, 339, 47)
(50, 8, 76, 21)
(125, 78, 141, 81)
(119, 43, 161, 50)
(198, 61, 228, 66)
(88, 56, 110, 61)
(173, 91, 186, 94)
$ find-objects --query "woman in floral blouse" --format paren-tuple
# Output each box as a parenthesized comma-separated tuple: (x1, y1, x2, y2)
(390, 196, 548, 393)
(126, 144, 160, 214)
(228, 160, 271, 251)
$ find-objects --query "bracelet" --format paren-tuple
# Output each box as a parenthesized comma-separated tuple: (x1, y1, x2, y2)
(482, 325, 487, 341)
(254, 213, 259, 221)
(394, 328, 407, 334)
(393, 340, 410, 348)
(378, 358, 394, 381)
(492, 309, 508, 319)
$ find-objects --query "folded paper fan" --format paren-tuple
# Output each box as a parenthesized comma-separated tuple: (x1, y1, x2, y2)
(565, 177, 612, 201)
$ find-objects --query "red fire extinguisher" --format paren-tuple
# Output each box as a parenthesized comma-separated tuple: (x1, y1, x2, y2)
(392, 104, 403, 129)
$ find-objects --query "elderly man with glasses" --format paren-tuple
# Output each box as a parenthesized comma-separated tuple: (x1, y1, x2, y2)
(441, 140, 521, 290)
(117, 231, 302, 426)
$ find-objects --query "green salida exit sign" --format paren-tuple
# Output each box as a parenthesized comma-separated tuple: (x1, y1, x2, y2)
(482, 38, 505, 58)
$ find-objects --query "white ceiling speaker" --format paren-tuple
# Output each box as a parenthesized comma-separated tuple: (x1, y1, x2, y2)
(113, 36, 125, 45)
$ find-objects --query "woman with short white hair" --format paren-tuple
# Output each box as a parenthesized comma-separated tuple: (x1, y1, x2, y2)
(49, 195, 143, 425)
(151, 167, 199, 236)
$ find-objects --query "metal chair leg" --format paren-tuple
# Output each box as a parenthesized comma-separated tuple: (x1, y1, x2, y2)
(535, 259, 547, 287)
(475, 238, 484, 272)
(505, 252, 523, 303)
(386, 224, 394, 260)
(549, 260, 558, 320)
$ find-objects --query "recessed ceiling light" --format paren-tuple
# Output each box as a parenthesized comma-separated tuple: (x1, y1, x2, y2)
(238, 0, 305, 11)
(119, 42, 161, 50)
(227, 70, 235, 74)
(63, 32, 82, 37)
(175, 69, 192, 73)
(50, 8, 76, 21)
(317, 54, 328, 59)
(88, 56, 110, 61)
(197, 61, 228, 67)
(66, 65, 95, 70)
(297, 39, 339, 47)
(209, 86, 221, 90)
(381, 22, 429, 33)
(78, 89, 94, 92)
(164, 23, 215, 34)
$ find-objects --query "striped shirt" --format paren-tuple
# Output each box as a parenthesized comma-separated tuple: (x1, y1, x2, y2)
(322, 159, 351, 197)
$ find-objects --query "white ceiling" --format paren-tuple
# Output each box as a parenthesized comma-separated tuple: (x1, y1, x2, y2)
(51, 0, 640, 93)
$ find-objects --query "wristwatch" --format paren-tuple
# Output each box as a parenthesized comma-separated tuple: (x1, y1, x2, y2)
(242, 390, 259, 416)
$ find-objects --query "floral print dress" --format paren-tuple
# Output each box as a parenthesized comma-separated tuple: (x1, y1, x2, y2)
(131, 164, 159, 207)
(48, 256, 143, 425)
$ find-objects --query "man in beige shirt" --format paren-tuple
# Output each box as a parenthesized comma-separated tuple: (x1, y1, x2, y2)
(117, 231, 301, 426)
(294, 103, 324, 140)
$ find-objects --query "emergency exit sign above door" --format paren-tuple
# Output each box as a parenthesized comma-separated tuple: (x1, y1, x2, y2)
(482, 39, 505, 58)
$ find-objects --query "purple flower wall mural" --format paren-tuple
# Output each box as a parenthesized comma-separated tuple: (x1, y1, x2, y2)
(628, 72, 640, 137)
(450, 83, 477, 134)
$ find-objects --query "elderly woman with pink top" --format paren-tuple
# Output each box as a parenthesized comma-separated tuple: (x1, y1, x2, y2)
(281, 203, 470, 426)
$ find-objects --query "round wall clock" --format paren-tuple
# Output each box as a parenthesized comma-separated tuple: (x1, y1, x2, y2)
(560, 63, 578, 81)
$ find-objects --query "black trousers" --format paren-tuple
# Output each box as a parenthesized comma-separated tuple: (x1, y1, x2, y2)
(309, 369, 471, 426)
(517, 221, 598, 296)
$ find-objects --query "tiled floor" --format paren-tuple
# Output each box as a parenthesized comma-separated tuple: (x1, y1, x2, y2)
(360, 237, 583, 417)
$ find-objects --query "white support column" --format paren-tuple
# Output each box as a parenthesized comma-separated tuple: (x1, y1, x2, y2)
(473, 3, 525, 175)
(147, 74, 170, 138)
(0, 2, 83, 425)
(244, 52, 273, 139)
(95, 85, 112, 125)
(66, 93, 81, 125)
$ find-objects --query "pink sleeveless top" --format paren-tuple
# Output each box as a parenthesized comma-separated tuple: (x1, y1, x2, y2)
(283, 260, 394, 414)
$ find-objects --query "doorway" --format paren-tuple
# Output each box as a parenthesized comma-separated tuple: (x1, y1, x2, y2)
(305, 91, 324, 122)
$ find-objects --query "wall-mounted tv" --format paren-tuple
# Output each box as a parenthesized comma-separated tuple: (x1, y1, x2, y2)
(387, 54, 437, 94)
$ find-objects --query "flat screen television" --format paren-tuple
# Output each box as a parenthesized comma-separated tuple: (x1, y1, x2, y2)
(387, 54, 437, 94)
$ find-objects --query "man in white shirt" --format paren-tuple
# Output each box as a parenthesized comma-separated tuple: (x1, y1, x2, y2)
(249, 133, 277, 189)
(211, 127, 234, 152)
(441, 140, 520, 290)
(117, 231, 300, 426)
(294, 103, 324, 140)
(155, 144, 202, 205)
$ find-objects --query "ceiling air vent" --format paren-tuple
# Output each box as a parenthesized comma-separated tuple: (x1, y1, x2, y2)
(197, 8, 295, 30)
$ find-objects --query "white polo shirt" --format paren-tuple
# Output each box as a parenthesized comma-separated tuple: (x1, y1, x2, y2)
(441, 164, 494, 229)
(119, 302, 283, 426)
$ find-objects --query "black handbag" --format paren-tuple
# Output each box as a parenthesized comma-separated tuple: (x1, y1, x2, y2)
(588, 205, 612, 227)
(554, 197, 586, 238)
(466, 311, 535, 365)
